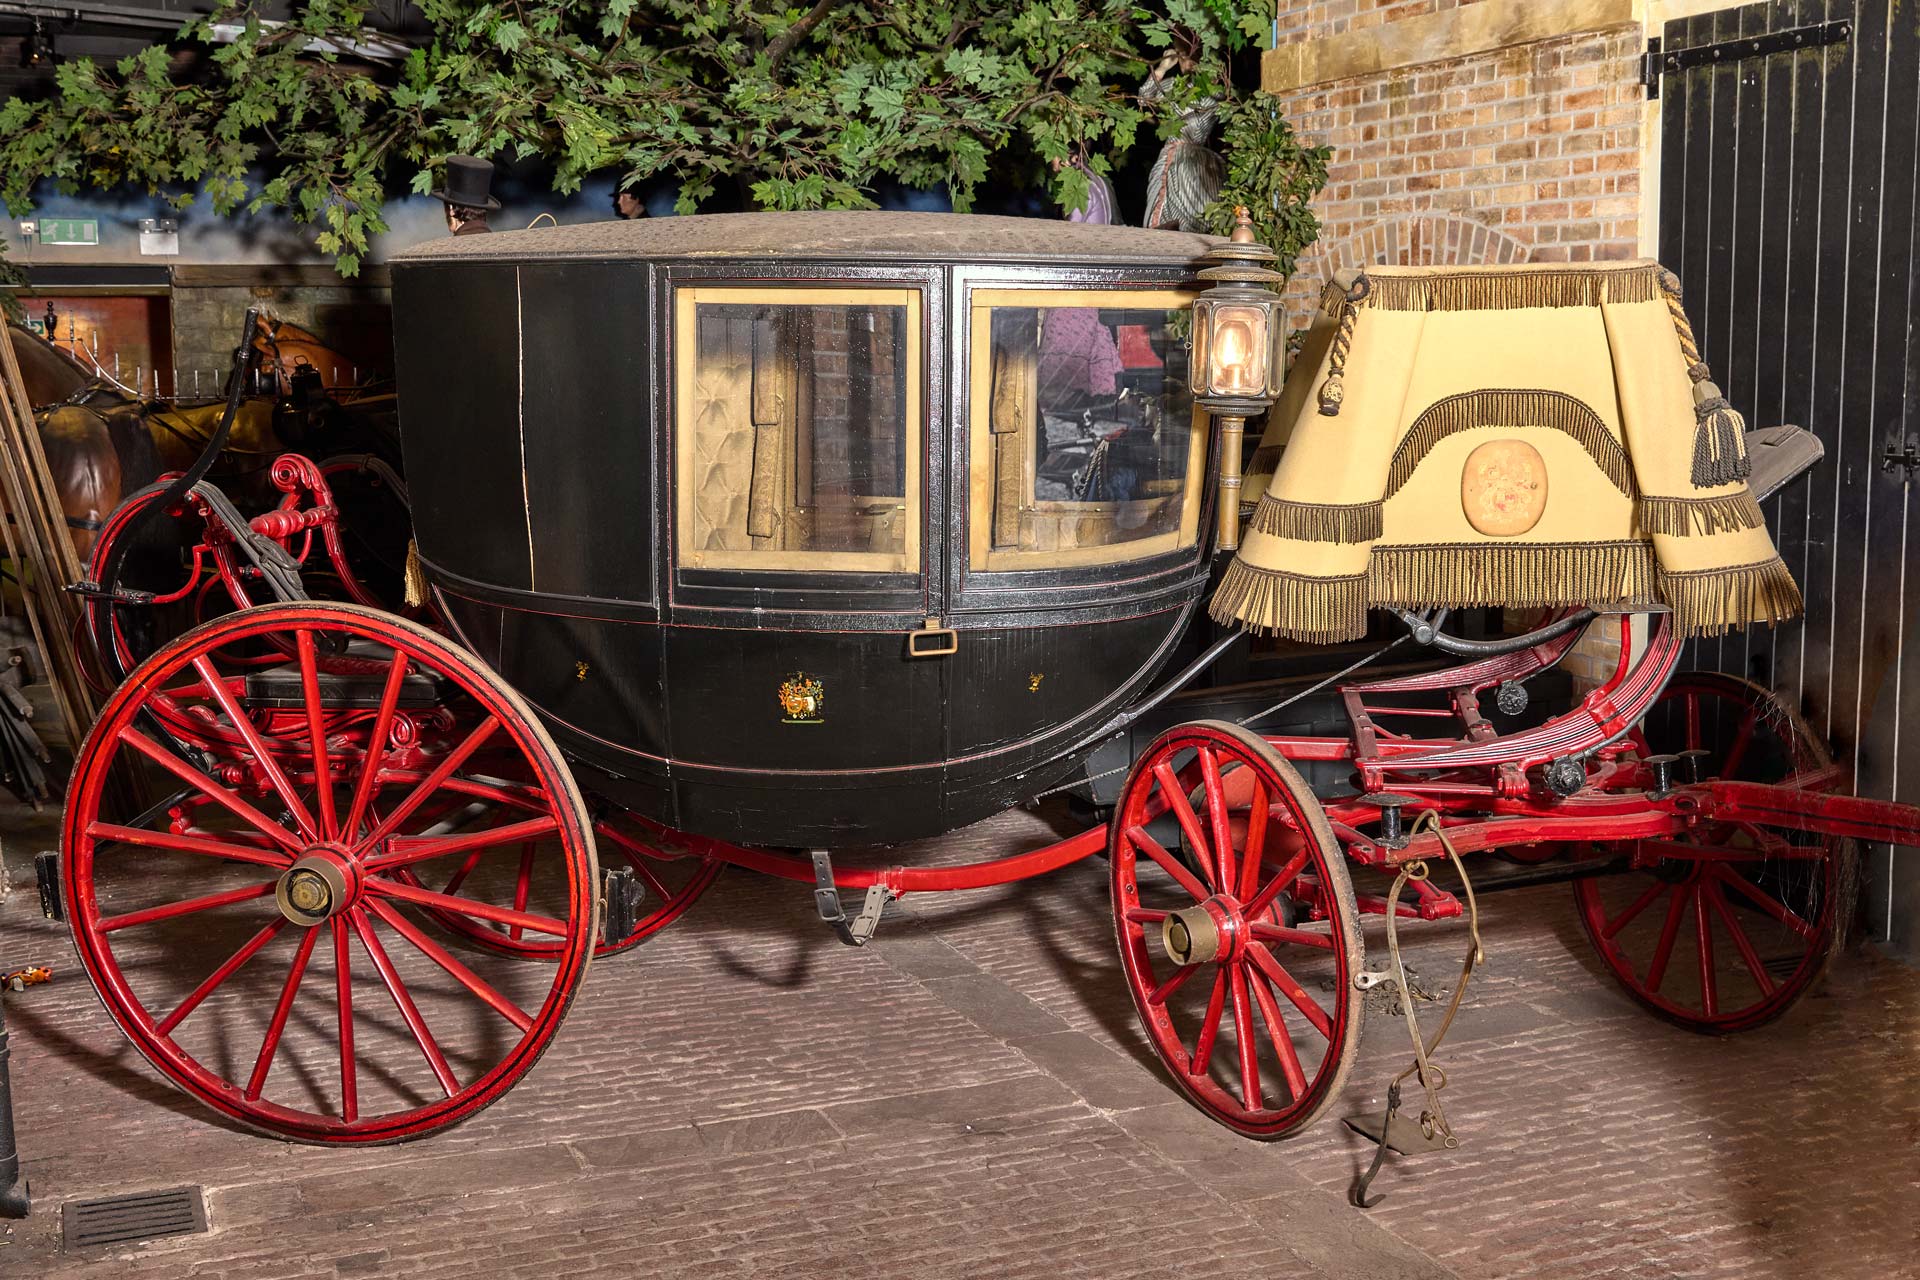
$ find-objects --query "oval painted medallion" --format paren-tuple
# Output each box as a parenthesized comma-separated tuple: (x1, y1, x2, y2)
(1460, 439, 1548, 536)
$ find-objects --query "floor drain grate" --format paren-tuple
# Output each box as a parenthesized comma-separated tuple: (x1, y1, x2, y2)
(63, 1186, 208, 1250)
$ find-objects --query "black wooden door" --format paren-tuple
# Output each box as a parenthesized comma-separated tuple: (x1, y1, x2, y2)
(1658, 0, 1917, 955)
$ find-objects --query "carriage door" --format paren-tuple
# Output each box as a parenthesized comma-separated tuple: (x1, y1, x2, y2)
(1652, 0, 1916, 954)
(667, 281, 950, 783)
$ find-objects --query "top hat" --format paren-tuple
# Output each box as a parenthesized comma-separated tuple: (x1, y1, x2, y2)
(430, 155, 501, 211)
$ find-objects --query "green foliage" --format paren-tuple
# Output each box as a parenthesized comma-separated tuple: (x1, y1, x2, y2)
(0, 0, 1327, 279)
(1204, 94, 1330, 276)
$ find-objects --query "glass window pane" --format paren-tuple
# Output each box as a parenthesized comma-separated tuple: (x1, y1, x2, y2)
(678, 289, 919, 573)
(972, 292, 1203, 570)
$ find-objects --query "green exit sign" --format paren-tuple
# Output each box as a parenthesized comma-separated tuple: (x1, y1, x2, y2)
(39, 218, 98, 245)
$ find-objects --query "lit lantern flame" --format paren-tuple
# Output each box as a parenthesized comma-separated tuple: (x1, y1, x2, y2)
(1208, 306, 1266, 397)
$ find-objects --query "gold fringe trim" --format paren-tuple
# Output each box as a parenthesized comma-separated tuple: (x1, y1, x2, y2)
(1637, 491, 1765, 537)
(1386, 389, 1636, 498)
(1247, 443, 1285, 475)
(1659, 556, 1802, 638)
(404, 538, 429, 609)
(1209, 559, 1368, 644)
(1366, 541, 1657, 609)
(1247, 497, 1384, 544)
(1364, 264, 1663, 312)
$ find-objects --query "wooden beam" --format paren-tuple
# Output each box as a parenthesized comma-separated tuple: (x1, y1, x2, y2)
(1262, 0, 1636, 94)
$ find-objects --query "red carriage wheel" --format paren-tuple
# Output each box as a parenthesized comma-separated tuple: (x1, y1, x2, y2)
(396, 809, 719, 958)
(1575, 672, 1853, 1033)
(63, 601, 598, 1143)
(1111, 721, 1363, 1138)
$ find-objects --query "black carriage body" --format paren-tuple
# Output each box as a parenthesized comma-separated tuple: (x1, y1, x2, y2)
(391, 213, 1224, 845)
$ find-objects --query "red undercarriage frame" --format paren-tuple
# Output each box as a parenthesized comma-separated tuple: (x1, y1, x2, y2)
(114, 466, 1920, 911)
(69, 454, 1920, 1145)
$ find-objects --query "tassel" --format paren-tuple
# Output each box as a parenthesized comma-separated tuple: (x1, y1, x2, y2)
(1689, 379, 1751, 487)
(404, 538, 429, 609)
(1317, 373, 1344, 416)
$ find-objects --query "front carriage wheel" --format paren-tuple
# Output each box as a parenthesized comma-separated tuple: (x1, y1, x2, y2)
(1110, 721, 1363, 1139)
(1575, 671, 1853, 1033)
(63, 601, 598, 1143)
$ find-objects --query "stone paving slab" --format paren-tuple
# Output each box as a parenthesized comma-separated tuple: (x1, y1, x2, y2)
(0, 802, 1913, 1278)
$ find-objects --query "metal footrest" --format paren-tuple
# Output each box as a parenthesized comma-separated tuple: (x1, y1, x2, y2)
(811, 851, 889, 946)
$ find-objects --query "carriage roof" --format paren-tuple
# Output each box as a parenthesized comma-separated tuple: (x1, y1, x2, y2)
(391, 210, 1226, 267)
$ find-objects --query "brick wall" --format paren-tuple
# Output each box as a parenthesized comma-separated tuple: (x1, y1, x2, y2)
(1268, 1, 1644, 322)
(1265, 0, 1653, 681)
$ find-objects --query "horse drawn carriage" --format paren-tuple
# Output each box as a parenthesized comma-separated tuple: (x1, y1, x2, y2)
(53, 212, 1920, 1153)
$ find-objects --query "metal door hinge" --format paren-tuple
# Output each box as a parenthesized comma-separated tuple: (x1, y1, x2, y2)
(1883, 434, 1920, 478)
(1644, 21, 1850, 100)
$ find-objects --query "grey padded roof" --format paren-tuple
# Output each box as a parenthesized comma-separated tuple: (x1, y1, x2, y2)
(393, 211, 1225, 267)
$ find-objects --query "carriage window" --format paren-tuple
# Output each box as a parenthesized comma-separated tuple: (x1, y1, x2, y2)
(968, 288, 1205, 571)
(675, 286, 921, 573)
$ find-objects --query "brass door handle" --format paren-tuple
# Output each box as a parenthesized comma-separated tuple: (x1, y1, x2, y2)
(907, 617, 957, 658)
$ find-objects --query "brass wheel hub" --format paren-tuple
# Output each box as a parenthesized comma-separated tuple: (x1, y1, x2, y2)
(1163, 897, 1244, 966)
(277, 845, 361, 927)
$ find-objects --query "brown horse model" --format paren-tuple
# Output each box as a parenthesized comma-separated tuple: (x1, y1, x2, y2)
(6, 324, 279, 557)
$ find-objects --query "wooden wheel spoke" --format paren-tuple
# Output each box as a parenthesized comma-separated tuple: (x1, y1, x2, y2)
(626, 857, 672, 903)
(351, 910, 458, 1099)
(155, 920, 287, 1038)
(297, 630, 339, 840)
(100, 880, 278, 933)
(244, 926, 320, 1101)
(364, 898, 534, 1032)
(1153, 761, 1215, 890)
(1190, 969, 1228, 1076)
(1704, 881, 1776, 996)
(117, 727, 303, 855)
(1238, 777, 1269, 903)
(1242, 849, 1309, 922)
(1692, 882, 1717, 1017)
(358, 716, 501, 850)
(87, 821, 291, 869)
(1682, 693, 1702, 751)
(1247, 921, 1335, 951)
(1247, 966, 1308, 1101)
(442, 848, 488, 896)
(342, 652, 413, 841)
(1227, 966, 1263, 1112)
(1710, 863, 1817, 941)
(1126, 825, 1210, 904)
(191, 654, 318, 842)
(1719, 708, 1760, 779)
(508, 844, 537, 942)
(367, 876, 570, 938)
(1603, 877, 1669, 939)
(332, 916, 358, 1124)
(1644, 882, 1693, 993)
(363, 815, 560, 873)
(1123, 907, 1169, 927)
(1198, 748, 1236, 895)
(1148, 963, 1198, 1006)
(1246, 943, 1332, 1039)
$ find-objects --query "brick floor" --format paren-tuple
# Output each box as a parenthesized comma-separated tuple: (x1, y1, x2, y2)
(0, 799, 1915, 1278)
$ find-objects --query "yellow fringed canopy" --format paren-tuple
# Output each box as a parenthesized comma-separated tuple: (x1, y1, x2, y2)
(1213, 260, 1801, 643)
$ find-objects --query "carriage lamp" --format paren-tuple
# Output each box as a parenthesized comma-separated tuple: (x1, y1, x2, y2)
(1191, 208, 1287, 551)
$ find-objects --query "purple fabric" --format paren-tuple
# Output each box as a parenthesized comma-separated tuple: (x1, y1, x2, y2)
(1039, 307, 1122, 398)
(1066, 164, 1117, 225)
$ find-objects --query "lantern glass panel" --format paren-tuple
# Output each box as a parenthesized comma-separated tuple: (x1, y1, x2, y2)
(1189, 302, 1211, 396)
(1206, 301, 1270, 398)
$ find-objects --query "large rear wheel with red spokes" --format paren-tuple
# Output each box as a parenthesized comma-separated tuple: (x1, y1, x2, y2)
(1575, 671, 1853, 1033)
(63, 601, 599, 1143)
(1111, 721, 1363, 1139)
